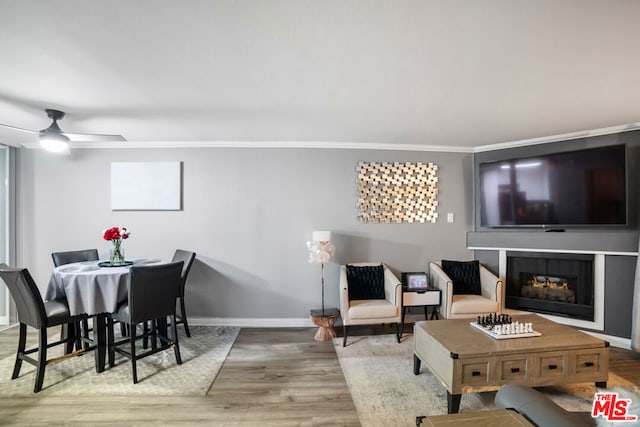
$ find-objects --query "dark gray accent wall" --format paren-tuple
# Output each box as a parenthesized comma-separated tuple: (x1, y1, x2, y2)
(474, 129, 640, 231)
(471, 130, 640, 340)
(474, 250, 499, 275)
(605, 255, 636, 338)
(468, 231, 639, 253)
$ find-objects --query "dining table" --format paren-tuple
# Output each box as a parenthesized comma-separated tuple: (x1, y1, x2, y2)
(45, 259, 161, 372)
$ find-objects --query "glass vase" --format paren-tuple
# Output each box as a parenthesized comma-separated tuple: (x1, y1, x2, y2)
(110, 241, 125, 265)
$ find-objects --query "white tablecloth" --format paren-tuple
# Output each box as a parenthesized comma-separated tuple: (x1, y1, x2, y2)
(45, 262, 131, 316)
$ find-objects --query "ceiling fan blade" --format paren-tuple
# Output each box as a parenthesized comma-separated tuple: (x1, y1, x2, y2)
(61, 132, 126, 142)
(3, 111, 126, 146)
(0, 123, 38, 135)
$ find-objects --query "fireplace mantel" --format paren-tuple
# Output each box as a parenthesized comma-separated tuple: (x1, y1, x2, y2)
(467, 230, 639, 333)
(467, 230, 639, 256)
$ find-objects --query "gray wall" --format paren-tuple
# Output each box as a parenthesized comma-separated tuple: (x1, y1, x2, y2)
(17, 147, 472, 322)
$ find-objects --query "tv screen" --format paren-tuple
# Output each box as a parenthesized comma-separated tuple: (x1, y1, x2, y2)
(479, 144, 627, 228)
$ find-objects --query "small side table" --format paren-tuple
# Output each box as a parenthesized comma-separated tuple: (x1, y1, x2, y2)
(401, 287, 441, 333)
(310, 308, 340, 341)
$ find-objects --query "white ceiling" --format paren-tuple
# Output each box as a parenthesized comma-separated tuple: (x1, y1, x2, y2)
(1, 0, 639, 151)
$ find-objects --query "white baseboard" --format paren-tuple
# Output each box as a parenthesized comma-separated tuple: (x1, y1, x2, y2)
(0, 323, 16, 332)
(190, 317, 315, 328)
(582, 330, 632, 350)
(190, 317, 633, 350)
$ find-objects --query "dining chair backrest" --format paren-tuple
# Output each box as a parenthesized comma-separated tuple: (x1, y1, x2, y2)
(128, 261, 184, 325)
(0, 266, 47, 329)
(52, 249, 99, 267)
(171, 249, 196, 290)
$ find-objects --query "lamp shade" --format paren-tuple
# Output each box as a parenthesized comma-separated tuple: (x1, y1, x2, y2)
(312, 231, 331, 242)
(39, 132, 70, 152)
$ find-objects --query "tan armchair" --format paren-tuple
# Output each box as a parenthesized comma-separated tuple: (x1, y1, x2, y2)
(429, 261, 503, 319)
(339, 262, 403, 346)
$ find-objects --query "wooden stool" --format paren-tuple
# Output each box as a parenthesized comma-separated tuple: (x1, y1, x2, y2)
(310, 308, 340, 341)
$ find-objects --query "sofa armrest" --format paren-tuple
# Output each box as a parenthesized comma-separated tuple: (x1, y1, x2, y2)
(339, 266, 349, 319)
(495, 384, 595, 427)
(479, 264, 503, 312)
(383, 266, 402, 306)
(429, 262, 452, 319)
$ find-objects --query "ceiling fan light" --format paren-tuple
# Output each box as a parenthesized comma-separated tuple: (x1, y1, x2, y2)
(39, 132, 70, 152)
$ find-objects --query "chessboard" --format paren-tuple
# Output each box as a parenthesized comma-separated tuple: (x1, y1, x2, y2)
(470, 321, 542, 340)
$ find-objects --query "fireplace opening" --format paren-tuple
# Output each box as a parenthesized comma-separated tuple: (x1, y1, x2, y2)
(506, 252, 594, 321)
(520, 273, 575, 303)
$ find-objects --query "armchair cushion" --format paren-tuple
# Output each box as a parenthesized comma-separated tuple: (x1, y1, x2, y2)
(441, 260, 481, 295)
(348, 299, 398, 319)
(346, 264, 385, 300)
(451, 294, 499, 315)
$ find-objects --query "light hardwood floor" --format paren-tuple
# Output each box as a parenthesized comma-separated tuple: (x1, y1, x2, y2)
(0, 323, 638, 426)
(0, 326, 359, 426)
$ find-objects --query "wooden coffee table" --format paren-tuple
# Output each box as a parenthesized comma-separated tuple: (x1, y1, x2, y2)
(413, 314, 609, 413)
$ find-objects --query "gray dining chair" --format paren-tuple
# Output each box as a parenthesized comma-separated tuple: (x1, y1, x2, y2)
(0, 265, 89, 392)
(52, 249, 100, 348)
(108, 261, 184, 384)
(51, 249, 99, 267)
(171, 249, 197, 337)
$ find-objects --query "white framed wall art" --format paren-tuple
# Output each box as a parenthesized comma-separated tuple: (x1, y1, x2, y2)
(111, 161, 182, 210)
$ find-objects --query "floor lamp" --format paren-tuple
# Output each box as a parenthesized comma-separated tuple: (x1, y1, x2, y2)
(307, 231, 335, 315)
(307, 231, 338, 341)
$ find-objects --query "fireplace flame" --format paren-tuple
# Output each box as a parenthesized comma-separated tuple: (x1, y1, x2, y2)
(529, 276, 568, 289)
(522, 275, 575, 303)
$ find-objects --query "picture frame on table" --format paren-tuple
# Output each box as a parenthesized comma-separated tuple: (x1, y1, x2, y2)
(402, 272, 429, 290)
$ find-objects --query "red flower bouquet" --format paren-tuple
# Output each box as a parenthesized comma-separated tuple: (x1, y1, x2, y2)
(103, 226, 130, 265)
(103, 227, 130, 242)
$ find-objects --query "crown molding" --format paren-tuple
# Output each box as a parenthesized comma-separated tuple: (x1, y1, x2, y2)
(473, 122, 640, 153)
(19, 140, 475, 152)
(15, 122, 640, 153)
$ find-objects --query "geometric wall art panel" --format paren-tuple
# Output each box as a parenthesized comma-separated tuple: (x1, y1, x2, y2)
(356, 161, 439, 223)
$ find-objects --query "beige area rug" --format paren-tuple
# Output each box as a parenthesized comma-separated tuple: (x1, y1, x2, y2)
(334, 333, 636, 427)
(0, 326, 239, 397)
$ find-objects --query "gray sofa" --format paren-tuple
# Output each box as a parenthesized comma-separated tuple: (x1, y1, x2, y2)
(495, 384, 595, 427)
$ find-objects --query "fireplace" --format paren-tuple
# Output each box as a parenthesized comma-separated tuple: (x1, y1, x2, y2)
(505, 252, 594, 321)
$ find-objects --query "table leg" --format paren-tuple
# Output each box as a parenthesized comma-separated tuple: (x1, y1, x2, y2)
(61, 323, 75, 354)
(94, 314, 107, 373)
(413, 354, 421, 375)
(401, 306, 407, 335)
(157, 316, 168, 342)
(447, 392, 461, 414)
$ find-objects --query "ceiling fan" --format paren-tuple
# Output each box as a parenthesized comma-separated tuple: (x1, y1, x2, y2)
(0, 109, 125, 152)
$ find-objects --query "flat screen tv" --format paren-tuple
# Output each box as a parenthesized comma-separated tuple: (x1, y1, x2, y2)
(478, 144, 627, 228)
